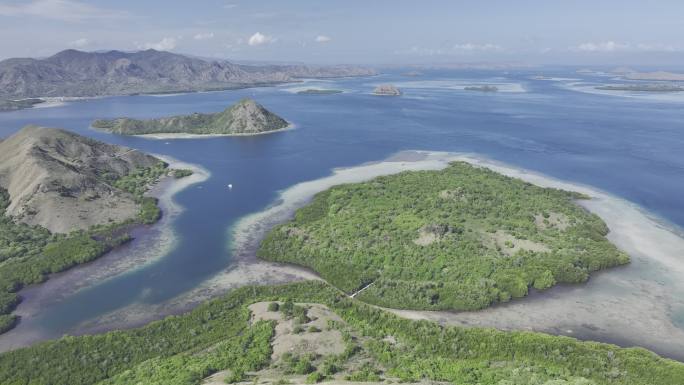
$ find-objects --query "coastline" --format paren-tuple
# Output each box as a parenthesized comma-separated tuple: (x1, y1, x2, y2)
(198, 150, 684, 360)
(0, 155, 209, 352)
(129, 123, 296, 140)
(5, 150, 684, 362)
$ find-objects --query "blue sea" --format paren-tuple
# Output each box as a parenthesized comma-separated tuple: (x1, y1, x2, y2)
(0, 68, 683, 355)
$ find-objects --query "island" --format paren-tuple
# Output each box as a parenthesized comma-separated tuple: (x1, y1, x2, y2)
(258, 162, 629, 311)
(464, 85, 499, 92)
(595, 84, 684, 92)
(0, 125, 191, 333)
(92, 98, 289, 137)
(296, 89, 343, 95)
(402, 71, 422, 77)
(372, 84, 402, 96)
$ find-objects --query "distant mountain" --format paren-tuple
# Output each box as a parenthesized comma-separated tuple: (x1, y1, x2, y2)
(0, 49, 376, 109)
(0, 126, 160, 233)
(92, 98, 289, 136)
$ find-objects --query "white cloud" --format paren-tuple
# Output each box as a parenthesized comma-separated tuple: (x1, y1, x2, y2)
(0, 0, 128, 22)
(635, 43, 679, 52)
(452, 43, 502, 51)
(248, 32, 275, 46)
(315, 35, 331, 43)
(138, 37, 177, 51)
(573, 41, 680, 53)
(576, 41, 628, 52)
(68, 38, 90, 48)
(223, 3, 238, 9)
(194, 32, 215, 40)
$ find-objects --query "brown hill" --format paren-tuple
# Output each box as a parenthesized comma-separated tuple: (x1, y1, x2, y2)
(0, 126, 159, 233)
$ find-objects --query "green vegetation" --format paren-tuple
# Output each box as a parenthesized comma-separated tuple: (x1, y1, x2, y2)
(0, 98, 44, 111)
(296, 89, 343, 95)
(171, 168, 194, 179)
(281, 353, 317, 375)
(345, 362, 382, 382)
(464, 85, 499, 92)
(0, 162, 173, 334)
(0, 281, 682, 385)
(258, 162, 629, 311)
(92, 98, 289, 136)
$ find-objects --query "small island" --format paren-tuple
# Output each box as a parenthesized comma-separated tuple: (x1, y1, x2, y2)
(464, 85, 499, 92)
(258, 162, 629, 311)
(296, 89, 343, 95)
(402, 71, 422, 77)
(595, 83, 684, 92)
(92, 98, 289, 137)
(372, 84, 402, 96)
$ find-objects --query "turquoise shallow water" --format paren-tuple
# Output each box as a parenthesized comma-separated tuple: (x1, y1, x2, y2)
(0, 68, 683, 351)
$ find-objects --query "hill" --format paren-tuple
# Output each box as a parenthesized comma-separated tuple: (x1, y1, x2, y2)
(0, 49, 376, 110)
(0, 126, 160, 232)
(0, 126, 186, 333)
(92, 98, 289, 136)
(1, 281, 683, 385)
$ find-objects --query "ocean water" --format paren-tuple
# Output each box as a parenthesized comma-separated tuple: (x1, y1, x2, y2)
(0, 68, 683, 352)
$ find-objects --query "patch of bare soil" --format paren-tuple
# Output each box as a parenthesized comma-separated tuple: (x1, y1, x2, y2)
(250, 302, 346, 360)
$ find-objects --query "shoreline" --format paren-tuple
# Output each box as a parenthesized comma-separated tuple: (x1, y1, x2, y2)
(133, 123, 296, 140)
(195, 150, 684, 361)
(0, 155, 209, 352)
(4, 150, 684, 362)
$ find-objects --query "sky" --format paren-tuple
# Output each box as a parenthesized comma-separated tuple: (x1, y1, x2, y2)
(1, 0, 684, 66)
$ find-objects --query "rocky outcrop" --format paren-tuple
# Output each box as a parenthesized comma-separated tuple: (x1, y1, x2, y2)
(92, 98, 289, 136)
(0, 126, 160, 233)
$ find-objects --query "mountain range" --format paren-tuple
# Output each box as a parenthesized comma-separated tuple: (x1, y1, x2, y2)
(0, 49, 376, 109)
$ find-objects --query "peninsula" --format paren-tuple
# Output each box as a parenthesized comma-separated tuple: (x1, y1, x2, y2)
(92, 98, 289, 137)
(0, 126, 190, 333)
(258, 162, 629, 311)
